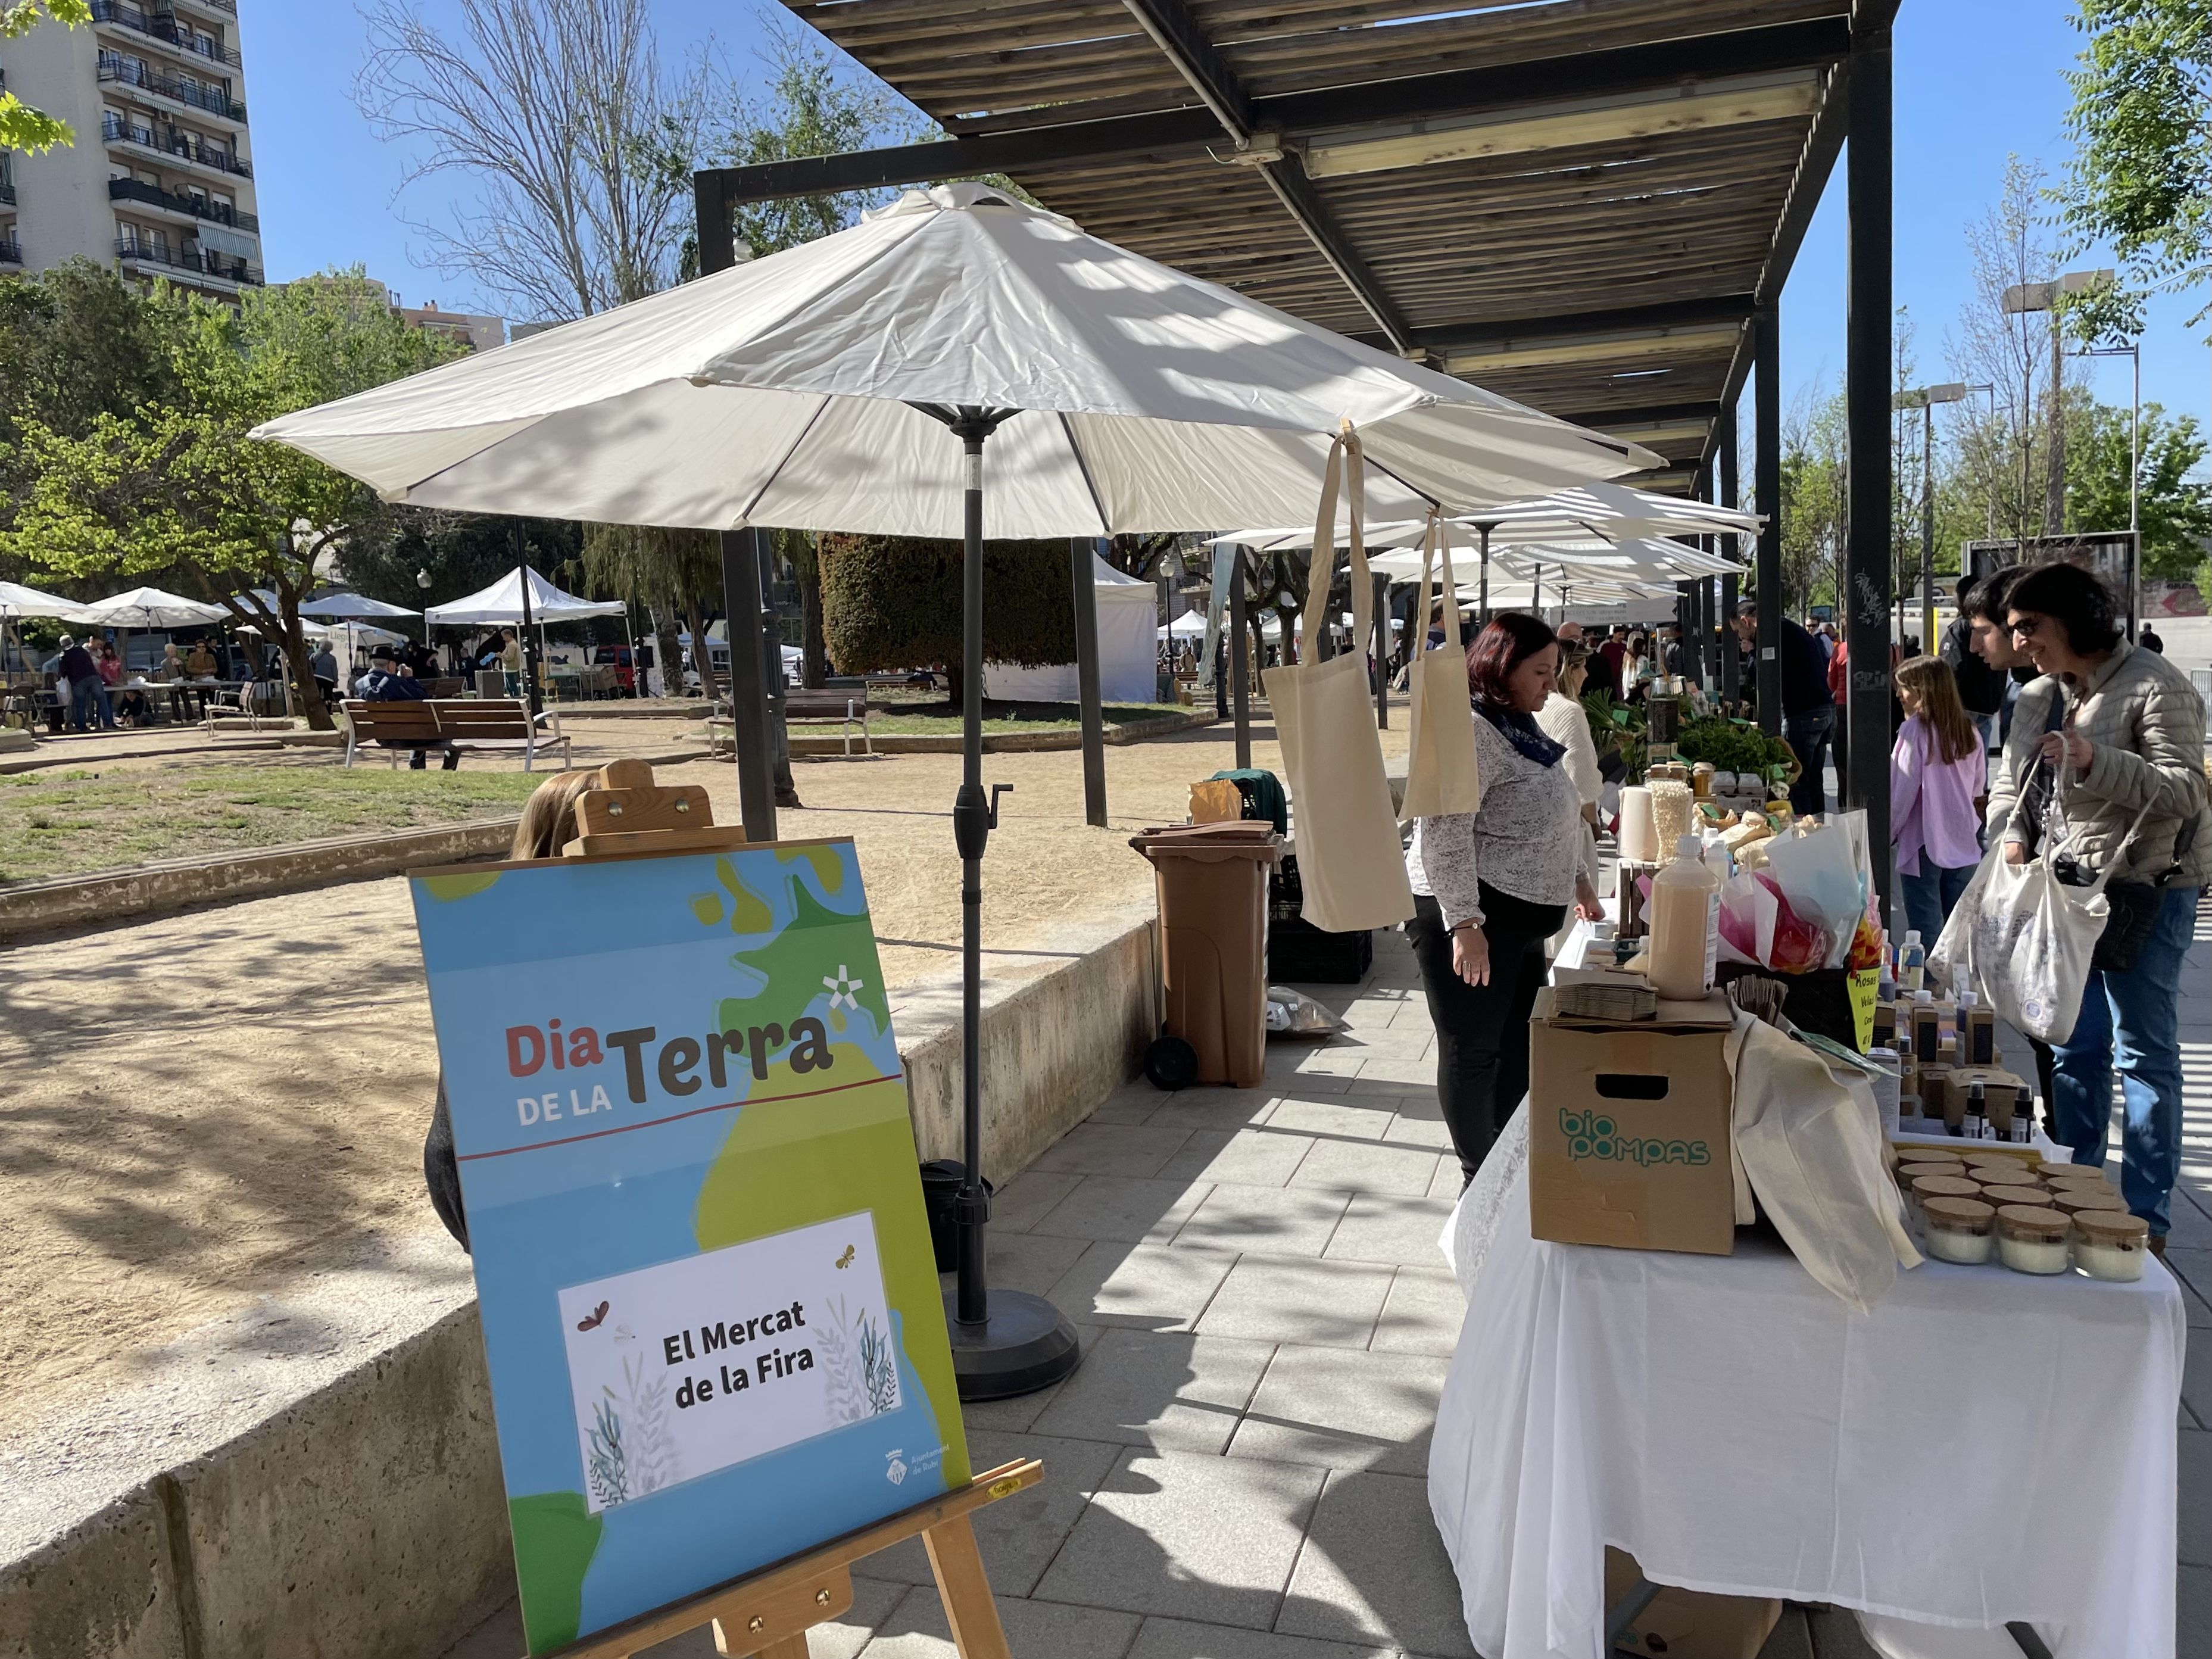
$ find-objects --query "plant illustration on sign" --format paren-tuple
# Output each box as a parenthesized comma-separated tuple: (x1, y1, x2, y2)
(820, 1294, 899, 1426)
(585, 1395, 628, 1508)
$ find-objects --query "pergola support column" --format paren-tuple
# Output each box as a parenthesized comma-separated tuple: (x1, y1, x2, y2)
(1718, 406, 1741, 701)
(1845, 14, 1894, 895)
(1754, 307, 1783, 737)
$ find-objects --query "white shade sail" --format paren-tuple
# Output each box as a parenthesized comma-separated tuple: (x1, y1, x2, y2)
(66, 587, 230, 628)
(422, 566, 628, 626)
(253, 184, 1656, 538)
(0, 579, 85, 619)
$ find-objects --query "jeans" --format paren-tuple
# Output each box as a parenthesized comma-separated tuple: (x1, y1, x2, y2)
(1408, 885, 1567, 1187)
(1783, 704, 1834, 818)
(1896, 859, 1974, 945)
(68, 677, 116, 731)
(2049, 884, 2200, 1235)
(1971, 710, 1998, 756)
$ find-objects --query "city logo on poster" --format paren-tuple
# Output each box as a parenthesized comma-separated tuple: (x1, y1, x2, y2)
(1559, 1109, 1711, 1168)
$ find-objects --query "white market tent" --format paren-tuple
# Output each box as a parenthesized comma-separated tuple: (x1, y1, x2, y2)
(1161, 611, 1209, 637)
(422, 566, 627, 625)
(986, 555, 1155, 703)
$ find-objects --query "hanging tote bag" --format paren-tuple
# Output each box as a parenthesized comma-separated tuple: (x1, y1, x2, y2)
(1397, 512, 1482, 822)
(1262, 425, 1416, 932)
(1928, 768, 2154, 1044)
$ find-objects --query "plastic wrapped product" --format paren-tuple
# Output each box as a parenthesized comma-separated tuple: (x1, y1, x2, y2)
(1922, 1196, 1996, 1264)
(1995, 1205, 2071, 1275)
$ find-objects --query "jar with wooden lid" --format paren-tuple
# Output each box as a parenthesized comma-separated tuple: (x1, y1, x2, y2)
(1908, 1175, 1983, 1221)
(1971, 1163, 2041, 1190)
(1995, 1205, 2071, 1275)
(1922, 1196, 1997, 1264)
(1899, 1146, 1964, 1165)
(2050, 1187, 2127, 1218)
(2042, 1165, 2114, 1190)
(2073, 1211, 2152, 1282)
(1896, 1162, 1960, 1189)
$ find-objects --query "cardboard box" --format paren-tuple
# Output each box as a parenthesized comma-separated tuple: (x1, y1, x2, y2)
(1605, 1549, 1783, 1659)
(1528, 987, 1736, 1255)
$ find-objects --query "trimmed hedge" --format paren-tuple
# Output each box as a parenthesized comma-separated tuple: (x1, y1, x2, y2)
(819, 534, 1078, 673)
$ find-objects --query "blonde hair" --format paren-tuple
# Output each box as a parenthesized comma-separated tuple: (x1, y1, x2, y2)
(510, 770, 597, 860)
(1895, 654, 1977, 765)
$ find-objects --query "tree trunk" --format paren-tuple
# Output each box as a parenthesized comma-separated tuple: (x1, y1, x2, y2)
(683, 601, 723, 703)
(798, 542, 828, 690)
(651, 602, 684, 701)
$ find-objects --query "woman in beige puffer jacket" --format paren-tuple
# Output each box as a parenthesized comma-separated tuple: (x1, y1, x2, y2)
(1988, 562, 2207, 1246)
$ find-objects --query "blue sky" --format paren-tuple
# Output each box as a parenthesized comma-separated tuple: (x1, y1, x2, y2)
(241, 2, 2208, 445)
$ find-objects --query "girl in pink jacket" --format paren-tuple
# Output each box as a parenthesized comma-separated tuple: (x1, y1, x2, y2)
(1891, 654, 1987, 942)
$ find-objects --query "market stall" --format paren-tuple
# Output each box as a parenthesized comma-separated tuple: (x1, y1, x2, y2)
(984, 554, 1156, 703)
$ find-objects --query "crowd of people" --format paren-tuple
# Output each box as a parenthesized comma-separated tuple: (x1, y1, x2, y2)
(1403, 566, 2208, 1253)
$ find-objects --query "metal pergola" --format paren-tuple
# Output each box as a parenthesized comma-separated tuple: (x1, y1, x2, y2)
(697, 0, 1901, 871)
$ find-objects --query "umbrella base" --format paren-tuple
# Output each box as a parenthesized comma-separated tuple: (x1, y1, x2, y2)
(943, 1288, 1082, 1401)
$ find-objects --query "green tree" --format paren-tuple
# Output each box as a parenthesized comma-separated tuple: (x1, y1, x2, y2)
(576, 522, 724, 701)
(819, 535, 1077, 707)
(2064, 398, 2212, 578)
(2060, 0, 2212, 331)
(0, 2, 90, 152)
(3, 272, 461, 728)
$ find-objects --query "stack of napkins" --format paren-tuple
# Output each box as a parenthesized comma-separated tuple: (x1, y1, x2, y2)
(1550, 965, 1657, 1022)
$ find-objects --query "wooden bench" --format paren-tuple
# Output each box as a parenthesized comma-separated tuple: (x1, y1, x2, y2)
(341, 698, 571, 771)
(707, 690, 873, 756)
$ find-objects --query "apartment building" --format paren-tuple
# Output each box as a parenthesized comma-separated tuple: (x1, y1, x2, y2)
(0, 1, 260, 297)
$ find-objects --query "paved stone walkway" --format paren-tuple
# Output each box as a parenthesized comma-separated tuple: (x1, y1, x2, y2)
(449, 904, 2211, 1659)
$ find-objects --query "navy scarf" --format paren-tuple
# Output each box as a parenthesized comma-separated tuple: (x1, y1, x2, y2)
(1477, 700, 1566, 768)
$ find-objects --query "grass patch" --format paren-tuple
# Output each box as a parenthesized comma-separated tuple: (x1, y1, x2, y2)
(0, 766, 546, 885)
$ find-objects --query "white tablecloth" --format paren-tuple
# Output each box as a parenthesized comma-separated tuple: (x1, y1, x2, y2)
(1428, 1108, 2185, 1659)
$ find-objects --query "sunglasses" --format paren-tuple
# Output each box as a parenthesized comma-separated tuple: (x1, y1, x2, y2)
(2007, 616, 2045, 639)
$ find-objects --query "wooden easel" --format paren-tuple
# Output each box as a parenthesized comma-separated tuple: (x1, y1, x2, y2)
(536, 762, 1036, 1659)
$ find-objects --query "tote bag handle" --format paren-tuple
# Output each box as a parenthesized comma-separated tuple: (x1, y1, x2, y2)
(1300, 423, 1372, 665)
(1413, 510, 1463, 660)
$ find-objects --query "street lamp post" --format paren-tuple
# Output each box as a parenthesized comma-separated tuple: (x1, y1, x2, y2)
(1892, 382, 1970, 651)
(2073, 341, 2142, 634)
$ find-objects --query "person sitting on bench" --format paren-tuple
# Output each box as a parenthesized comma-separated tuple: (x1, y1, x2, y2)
(361, 647, 459, 771)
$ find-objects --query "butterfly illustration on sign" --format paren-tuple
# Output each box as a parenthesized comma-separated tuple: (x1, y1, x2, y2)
(576, 1300, 611, 1332)
(835, 1246, 856, 1270)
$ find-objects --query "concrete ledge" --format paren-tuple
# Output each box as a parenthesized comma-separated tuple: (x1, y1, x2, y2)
(0, 909, 1162, 1658)
(0, 819, 524, 943)
(787, 710, 1216, 756)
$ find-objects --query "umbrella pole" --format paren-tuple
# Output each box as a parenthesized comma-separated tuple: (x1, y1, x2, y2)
(943, 409, 1080, 1401)
(1478, 523, 1492, 623)
(1230, 548, 1251, 769)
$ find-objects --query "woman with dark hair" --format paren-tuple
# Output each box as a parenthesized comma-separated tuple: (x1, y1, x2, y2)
(1986, 560, 2210, 1249)
(1406, 612, 1602, 1185)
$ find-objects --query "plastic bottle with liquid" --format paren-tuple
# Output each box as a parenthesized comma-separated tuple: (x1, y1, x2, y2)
(1648, 834, 1721, 1001)
(1896, 929, 1926, 994)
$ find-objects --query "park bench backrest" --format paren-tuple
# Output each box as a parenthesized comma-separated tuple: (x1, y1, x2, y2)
(428, 698, 535, 741)
(341, 699, 441, 744)
(785, 689, 867, 717)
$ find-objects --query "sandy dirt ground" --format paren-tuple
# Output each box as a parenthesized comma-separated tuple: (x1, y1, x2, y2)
(0, 710, 1406, 1430)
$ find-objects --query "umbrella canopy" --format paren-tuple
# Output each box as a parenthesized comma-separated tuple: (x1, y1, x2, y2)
(1448, 479, 1762, 543)
(422, 566, 627, 626)
(67, 587, 229, 628)
(254, 183, 1656, 535)
(0, 579, 85, 619)
(301, 590, 421, 620)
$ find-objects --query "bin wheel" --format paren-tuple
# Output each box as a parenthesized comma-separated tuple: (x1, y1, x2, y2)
(1144, 1036, 1200, 1092)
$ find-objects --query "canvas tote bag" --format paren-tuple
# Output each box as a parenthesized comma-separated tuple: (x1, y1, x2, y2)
(1398, 511, 1482, 822)
(1262, 425, 1416, 931)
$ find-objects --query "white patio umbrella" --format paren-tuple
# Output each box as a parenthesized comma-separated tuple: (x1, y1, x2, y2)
(67, 587, 229, 628)
(0, 579, 82, 618)
(254, 181, 1655, 1399)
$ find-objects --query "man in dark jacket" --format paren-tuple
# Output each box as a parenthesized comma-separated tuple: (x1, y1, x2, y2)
(1732, 601, 1833, 817)
(361, 649, 458, 770)
(1939, 578, 2007, 751)
(56, 635, 117, 733)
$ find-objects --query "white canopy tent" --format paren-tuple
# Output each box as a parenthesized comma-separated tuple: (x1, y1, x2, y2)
(0, 579, 84, 678)
(422, 566, 627, 625)
(986, 556, 1156, 703)
(1160, 610, 1209, 637)
(254, 180, 1652, 1395)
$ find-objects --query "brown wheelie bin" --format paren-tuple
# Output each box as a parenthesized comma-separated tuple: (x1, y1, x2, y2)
(1130, 822, 1283, 1087)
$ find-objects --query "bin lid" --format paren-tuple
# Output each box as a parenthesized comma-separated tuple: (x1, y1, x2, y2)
(1129, 822, 1283, 863)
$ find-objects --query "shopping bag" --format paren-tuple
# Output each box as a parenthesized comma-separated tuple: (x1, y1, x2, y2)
(1398, 512, 1481, 822)
(1929, 779, 2153, 1044)
(1262, 425, 1416, 932)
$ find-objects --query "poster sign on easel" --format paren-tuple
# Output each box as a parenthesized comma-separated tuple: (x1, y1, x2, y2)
(412, 827, 968, 1655)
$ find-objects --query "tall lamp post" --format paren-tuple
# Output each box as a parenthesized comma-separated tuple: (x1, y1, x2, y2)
(1892, 382, 1970, 651)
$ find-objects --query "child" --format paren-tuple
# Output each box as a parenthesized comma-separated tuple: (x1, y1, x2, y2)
(1891, 654, 1987, 943)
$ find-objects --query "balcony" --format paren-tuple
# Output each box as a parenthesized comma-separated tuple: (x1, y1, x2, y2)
(170, 0, 237, 15)
(0, 181, 15, 208)
(96, 53, 245, 124)
(110, 174, 258, 235)
(0, 236, 21, 266)
(91, 2, 241, 70)
(101, 113, 251, 180)
(114, 234, 263, 288)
